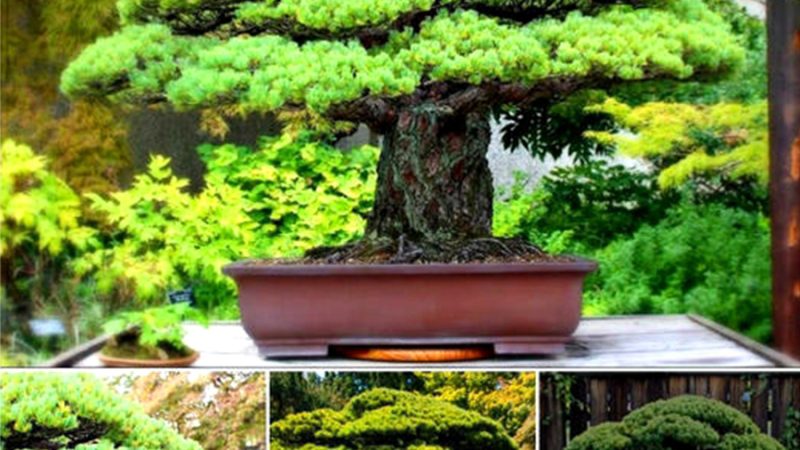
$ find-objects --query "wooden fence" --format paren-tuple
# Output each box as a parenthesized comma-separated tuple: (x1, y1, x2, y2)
(540, 373, 800, 450)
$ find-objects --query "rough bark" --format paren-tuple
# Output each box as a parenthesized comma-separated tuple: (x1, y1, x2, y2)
(366, 104, 493, 241)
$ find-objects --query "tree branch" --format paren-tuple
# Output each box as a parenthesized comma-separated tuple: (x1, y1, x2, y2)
(5, 420, 109, 450)
(161, 0, 651, 45)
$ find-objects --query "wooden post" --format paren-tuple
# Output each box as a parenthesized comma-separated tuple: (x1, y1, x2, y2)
(768, 0, 800, 360)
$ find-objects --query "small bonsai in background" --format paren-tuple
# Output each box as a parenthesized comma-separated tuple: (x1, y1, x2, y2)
(567, 395, 785, 450)
(102, 303, 206, 362)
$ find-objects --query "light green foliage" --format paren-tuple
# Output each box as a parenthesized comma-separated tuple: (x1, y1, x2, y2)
(103, 303, 206, 352)
(200, 133, 378, 256)
(73, 134, 375, 316)
(0, 140, 96, 257)
(0, 372, 201, 450)
(418, 372, 536, 436)
(63, 0, 743, 119)
(0, 140, 100, 362)
(611, 0, 766, 106)
(584, 202, 772, 342)
(567, 396, 785, 450)
(77, 155, 255, 317)
(271, 388, 517, 450)
(587, 99, 768, 189)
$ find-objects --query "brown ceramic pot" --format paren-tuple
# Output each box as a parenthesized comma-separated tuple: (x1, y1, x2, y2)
(224, 260, 597, 358)
(98, 350, 199, 368)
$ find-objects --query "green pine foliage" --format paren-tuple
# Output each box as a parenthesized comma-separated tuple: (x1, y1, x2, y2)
(0, 372, 201, 450)
(567, 396, 785, 450)
(271, 388, 518, 450)
(62, 0, 744, 120)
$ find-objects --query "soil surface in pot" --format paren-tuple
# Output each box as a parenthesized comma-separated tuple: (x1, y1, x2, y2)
(101, 330, 195, 361)
(249, 236, 575, 265)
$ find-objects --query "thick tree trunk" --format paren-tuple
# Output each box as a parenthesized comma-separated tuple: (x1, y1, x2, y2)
(366, 105, 494, 241)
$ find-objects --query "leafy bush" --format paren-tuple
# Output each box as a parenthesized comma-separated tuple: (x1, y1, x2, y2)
(76, 155, 256, 318)
(0, 140, 99, 356)
(495, 160, 676, 250)
(271, 388, 517, 450)
(784, 408, 800, 450)
(0, 372, 201, 449)
(77, 134, 377, 318)
(584, 202, 772, 342)
(567, 396, 785, 450)
(200, 132, 378, 257)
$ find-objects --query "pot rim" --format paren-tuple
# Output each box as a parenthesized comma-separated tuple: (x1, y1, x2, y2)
(98, 349, 199, 367)
(223, 257, 597, 277)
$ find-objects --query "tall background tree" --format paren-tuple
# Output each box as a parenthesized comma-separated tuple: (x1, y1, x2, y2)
(1, 0, 131, 195)
(62, 0, 745, 261)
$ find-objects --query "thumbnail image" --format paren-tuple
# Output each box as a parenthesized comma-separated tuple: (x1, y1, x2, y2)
(1, 371, 266, 449)
(540, 372, 799, 450)
(270, 371, 536, 449)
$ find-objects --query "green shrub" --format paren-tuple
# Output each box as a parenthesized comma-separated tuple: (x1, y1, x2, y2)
(200, 132, 378, 257)
(271, 388, 517, 450)
(78, 134, 377, 318)
(494, 161, 676, 250)
(0, 140, 100, 360)
(567, 396, 785, 450)
(784, 408, 800, 450)
(0, 372, 201, 449)
(77, 155, 255, 318)
(584, 202, 771, 341)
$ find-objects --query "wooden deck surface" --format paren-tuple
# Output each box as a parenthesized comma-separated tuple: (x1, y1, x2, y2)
(69, 315, 797, 368)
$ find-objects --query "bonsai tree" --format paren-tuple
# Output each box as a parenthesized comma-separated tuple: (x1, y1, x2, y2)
(0, 372, 201, 449)
(102, 303, 206, 362)
(62, 0, 745, 262)
(566, 395, 786, 450)
(270, 387, 517, 449)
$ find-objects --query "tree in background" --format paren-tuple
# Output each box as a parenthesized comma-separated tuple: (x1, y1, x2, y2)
(1, 0, 131, 194)
(419, 372, 536, 442)
(270, 372, 425, 422)
(0, 372, 202, 449)
(587, 99, 768, 211)
(122, 372, 266, 450)
(271, 388, 517, 450)
(63, 0, 744, 261)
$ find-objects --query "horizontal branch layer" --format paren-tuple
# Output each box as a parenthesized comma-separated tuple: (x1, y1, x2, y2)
(63, 1, 744, 126)
(122, 0, 654, 40)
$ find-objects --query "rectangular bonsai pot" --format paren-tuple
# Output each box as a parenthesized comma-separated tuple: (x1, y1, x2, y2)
(223, 260, 597, 358)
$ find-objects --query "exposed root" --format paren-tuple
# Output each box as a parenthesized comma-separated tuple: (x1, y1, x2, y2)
(300, 235, 559, 264)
